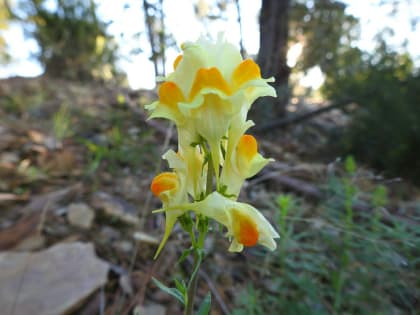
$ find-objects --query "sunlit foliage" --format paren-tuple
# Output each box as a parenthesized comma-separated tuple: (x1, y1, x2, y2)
(10, 0, 120, 81)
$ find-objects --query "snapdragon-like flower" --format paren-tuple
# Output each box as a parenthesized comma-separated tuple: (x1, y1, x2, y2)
(150, 171, 187, 258)
(221, 132, 273, 197)
(163, 148, 206, 200)
(195, 192, 279, 251)
(156, 192, 279, 252)
(147, 36, 279, 256)
(146, 36, 276, 179)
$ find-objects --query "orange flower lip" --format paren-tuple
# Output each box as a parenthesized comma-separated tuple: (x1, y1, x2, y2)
(232, 208, 259, 247)
(151, 172, 178, 197)
(237, 134, 258, 161)
(189, 67, 232, 100)
(158, 81, 185, 108)
(231, 59, 261, 91)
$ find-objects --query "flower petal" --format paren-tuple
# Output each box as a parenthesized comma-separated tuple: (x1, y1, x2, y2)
(231, 59, 262, 91)
(173, 54, 183, 70)
(231, 208, 259, 247)
(151, 172, 178, 197)
(237, 134, 258, 162)
(189, 67, 232, 100)
(190, 192, 279, 251)
(159, 81, 185, 107)
(154, 209, 183, 259)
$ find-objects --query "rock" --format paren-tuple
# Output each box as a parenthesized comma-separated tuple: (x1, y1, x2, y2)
(14, 234, 46, 251)
(0, 152, 19, 164)
(114, 240, 134, 253)
(67, 202, 95, 229)
(100, 226, 121, 242)
(134, 303, 166, 315)
(91, 191, 140, 225)
(44, 135, 62, 150)
(115, 176, 142, 200)
(133, 231, 160, 245)
(119, 274, 133, 296)
(0, 242, 109, 315)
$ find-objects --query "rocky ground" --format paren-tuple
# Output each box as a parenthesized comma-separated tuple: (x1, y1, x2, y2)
(0, 76, 418, 315)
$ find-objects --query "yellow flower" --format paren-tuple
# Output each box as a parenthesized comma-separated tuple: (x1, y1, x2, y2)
(221, 132, 273, 197)
(150, 172, 187, 258)
(160, 192, 279, 252)
(146, 36, 276, 179)
(148, 37, 279, 257)
(163, 148, 206, 201)
(151, 172, 179, 202)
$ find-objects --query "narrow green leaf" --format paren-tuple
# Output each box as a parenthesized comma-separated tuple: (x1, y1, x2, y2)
(152, 277, 185, 305)
(197, 291, 212, 315)
(174, 278, 187, 296)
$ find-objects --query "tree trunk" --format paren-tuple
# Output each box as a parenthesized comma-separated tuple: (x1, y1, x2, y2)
(251, 0, 291, 124)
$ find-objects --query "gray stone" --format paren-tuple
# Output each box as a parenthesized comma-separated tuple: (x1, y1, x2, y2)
(0, 242, 109, 315)
(67, 202, 95, 229)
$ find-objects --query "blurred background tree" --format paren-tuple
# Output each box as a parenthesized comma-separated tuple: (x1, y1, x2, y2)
(7, 0, 120, 81)
(290, 0, 359, 77)
(323, 41, 420, 183)
(251, 0, 358, 123)
(251, 0, 291, 123)
(0, 0, 11, 64)
(143, 0, 176, 78)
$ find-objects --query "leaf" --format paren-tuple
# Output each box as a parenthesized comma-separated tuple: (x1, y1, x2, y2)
(174, 278, 187, 296)
(152, 277, 185, 305)
(178, 247, 194, 264)
(197, 292, 212, 315)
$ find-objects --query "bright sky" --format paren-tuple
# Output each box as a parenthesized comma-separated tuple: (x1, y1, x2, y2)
(1, 0, 419, 90)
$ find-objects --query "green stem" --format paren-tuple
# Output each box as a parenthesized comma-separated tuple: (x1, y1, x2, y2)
(185, 250, 202, 315)
(184, 147, 213, 314)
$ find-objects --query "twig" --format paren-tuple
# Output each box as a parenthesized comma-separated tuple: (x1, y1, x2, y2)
(198, 269, 230, 315)
(18, 182, 82, 214)
(122, 259, 160, 315)
(37, 199, 51, 234)
(248, 170, 323, 200)
(0, 193, 28, 202)
(234, 0, 246, 58)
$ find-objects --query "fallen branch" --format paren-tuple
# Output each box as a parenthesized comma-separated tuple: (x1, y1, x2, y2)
(0, 183, 83, 250)
(198, 269, 231, 315)
(254, 99, 354, 133)
(18, 182, 83, 214)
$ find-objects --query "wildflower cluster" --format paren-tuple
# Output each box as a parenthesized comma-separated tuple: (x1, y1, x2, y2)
(146, 36, 279, 258)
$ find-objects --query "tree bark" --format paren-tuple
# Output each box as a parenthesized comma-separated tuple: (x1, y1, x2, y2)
(251, 0, 291, 124)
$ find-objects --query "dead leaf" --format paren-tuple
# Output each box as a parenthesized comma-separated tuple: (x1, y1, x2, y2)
(0, 212, 41, 250)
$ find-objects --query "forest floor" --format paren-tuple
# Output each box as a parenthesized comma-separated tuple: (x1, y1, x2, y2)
(0, 76, 418, 315)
